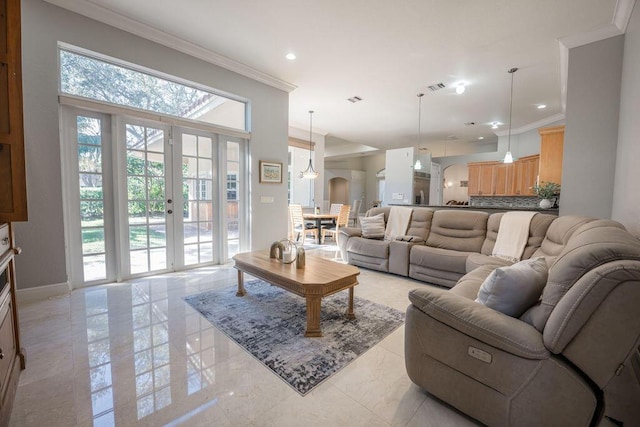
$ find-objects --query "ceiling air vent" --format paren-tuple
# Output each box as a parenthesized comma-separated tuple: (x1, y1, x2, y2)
(427, 83, 446, 92)
(347, 96, 363, 103)
(464, 122, 476, 126)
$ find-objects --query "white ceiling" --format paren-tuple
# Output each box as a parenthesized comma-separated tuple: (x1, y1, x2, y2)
(49, 0, 624, 157)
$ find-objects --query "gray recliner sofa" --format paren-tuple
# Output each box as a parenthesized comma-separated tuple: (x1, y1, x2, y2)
(405, 220, 640, 426)
(339, 207, 640, 425)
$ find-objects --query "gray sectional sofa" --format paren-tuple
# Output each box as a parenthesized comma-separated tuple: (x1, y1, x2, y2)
(337, 207, 640, 426)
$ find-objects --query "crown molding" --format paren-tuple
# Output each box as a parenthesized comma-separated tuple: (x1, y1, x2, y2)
(614, 0, 637, 33)
(43, 0, 297, 93)
(494, 113, 565, 137)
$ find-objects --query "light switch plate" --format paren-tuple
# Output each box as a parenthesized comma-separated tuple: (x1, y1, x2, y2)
(392, 193, 404, 200)
(260, 196, 274, 203)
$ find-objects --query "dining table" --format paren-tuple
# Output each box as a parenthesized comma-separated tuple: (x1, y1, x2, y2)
(302, 212, 338, 244)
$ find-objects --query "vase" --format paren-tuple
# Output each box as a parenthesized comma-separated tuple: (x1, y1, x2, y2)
(539, 198, 553, 209)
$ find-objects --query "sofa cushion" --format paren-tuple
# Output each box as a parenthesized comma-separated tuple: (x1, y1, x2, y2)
(426, 210, 488, 252)
(522, 220, 639, 333)
(480, 213, 557, 259)
(530, 215, 593, 266)
(475, 258, 548, 318)
(411, 246, 472, 275)
(450, 264, 497, 300)
(360, 213, 385, 238)
(466, 253, 513, 273)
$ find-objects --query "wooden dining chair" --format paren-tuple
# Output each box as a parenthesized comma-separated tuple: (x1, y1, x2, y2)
(322, 204, 350, 242)
(289, 204, 318, 245)
(348, 199, 362, 226)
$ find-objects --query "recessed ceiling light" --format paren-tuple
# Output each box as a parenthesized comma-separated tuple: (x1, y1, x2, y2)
(478, 136, 484, 140)
(456, 84, 466, 95)
(537, 104, 546, 109)
(285, 52, 296, 60)
(491, 122, 499, 129)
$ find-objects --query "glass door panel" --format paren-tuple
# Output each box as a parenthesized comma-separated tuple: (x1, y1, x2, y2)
(78, 116, 108, 281)
(182, 133, 215, 266)
(125, 124, 171, 275)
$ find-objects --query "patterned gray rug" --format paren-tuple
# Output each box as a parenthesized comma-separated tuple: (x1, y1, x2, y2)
(183, 280, 404, 395)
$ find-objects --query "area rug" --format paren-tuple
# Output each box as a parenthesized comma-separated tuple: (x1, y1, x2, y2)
(183, 280, 404, 395)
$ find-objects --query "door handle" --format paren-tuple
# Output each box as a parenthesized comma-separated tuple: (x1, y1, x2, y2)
(167, 199, 172, 204)
(167, 209, 173, 214)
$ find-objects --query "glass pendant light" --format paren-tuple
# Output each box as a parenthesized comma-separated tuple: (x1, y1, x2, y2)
(300, 110, 319, 179)
(503, 67, 518, 164)
(414, 93, 424, 170)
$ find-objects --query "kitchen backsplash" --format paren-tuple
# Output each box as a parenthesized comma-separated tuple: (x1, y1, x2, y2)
(469, 196, 546, 208)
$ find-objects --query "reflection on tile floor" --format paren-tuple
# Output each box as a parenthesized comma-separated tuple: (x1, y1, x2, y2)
(10, 245, 479, 426)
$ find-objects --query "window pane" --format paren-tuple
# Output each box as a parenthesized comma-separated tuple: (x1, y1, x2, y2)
(78, 145, 102, 173)
(82, 228, 105, 254)
(60, 50, 246, 130)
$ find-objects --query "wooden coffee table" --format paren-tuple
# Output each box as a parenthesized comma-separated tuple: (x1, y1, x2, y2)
(232, 250, 360, 337)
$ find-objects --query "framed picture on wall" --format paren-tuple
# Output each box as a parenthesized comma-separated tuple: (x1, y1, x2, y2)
(259, 161, 283, 183)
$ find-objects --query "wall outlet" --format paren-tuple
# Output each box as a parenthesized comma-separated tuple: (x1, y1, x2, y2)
(392, 193, 404, 200)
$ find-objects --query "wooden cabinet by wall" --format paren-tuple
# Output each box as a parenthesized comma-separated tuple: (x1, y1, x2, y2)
(0, 0, 27, 222)
(493, 163, 513, 196)
(512, 155, 540, 196)
(0, 223, 23, 425)
(468, 162, 495, 196)
(467, 164, 480, 195)
(468, 155, 539, 197)
(538, 125, 564, 185)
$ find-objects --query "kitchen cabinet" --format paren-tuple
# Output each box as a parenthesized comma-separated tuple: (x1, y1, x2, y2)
(468, 155, 539, 197)
(493, 163, 513, 196)
(538, 125, 564, 185)
(512, 155, 540, 196)
(467, 162, 495, 196)
(0, 0, 27, 222)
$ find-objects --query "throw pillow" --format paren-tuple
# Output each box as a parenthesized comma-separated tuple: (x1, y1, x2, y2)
(475, 257, 548, 317)
(360, 213, 386, 239)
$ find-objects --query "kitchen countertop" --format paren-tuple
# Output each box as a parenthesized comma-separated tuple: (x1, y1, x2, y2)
(391, 204, 559, 214)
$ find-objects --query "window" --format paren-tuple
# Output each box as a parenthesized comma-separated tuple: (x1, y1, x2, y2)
(59, 48, 246, 131)
(226, 174, 237, 201)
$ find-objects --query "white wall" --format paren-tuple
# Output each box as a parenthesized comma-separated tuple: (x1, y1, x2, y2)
(561, 35, 624, 219)
(612, 5, 640, 237)
(362, 153, 385, 210)
(16, 0, 289, 289)
(384, 147, 415, 205)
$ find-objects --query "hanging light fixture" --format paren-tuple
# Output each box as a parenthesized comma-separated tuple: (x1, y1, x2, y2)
(414, 93, 424, 170)
(300, 110, 319, 179)
(503, 67, 518, 164)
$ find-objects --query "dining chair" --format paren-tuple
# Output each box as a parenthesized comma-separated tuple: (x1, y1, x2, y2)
(323, 203, 343, 226)
(289, 204, 318, 245)
(348, 199, 361, 226)
(322, 204, 350, 242)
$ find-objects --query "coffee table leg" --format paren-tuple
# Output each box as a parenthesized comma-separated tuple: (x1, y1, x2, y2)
(236, 269, 246, 296)
(346, 286, 356, 320)
(305, 295, 322, 337)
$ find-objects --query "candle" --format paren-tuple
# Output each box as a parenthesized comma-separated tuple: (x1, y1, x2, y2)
(282, 250, 292, 263)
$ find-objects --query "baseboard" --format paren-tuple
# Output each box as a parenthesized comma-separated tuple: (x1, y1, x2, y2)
(16, 282, 71, 304)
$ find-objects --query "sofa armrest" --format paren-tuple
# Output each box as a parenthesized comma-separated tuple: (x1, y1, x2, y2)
(339, 227, 362, 238)
(395, 235, 425, 244)
(408, 287, 549, 359)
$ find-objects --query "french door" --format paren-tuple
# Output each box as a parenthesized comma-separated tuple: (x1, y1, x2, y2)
(62, 107, 245, 287)
(120, 119, 174, 276)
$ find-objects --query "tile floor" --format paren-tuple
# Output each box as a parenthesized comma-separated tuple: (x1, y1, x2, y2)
(9, 245, 478, 426)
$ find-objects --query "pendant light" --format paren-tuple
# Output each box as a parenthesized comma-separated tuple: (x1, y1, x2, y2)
(414, 93, 424, 170)
(300, 110, 319, 179)
(503, 67, 518, 164)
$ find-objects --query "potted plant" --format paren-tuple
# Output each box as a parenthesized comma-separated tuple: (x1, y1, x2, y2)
(531, 181, 561, 209)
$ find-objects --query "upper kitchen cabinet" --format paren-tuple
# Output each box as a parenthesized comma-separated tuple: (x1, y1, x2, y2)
(0, 0, 27, 222)
(538, 125, 564, 185)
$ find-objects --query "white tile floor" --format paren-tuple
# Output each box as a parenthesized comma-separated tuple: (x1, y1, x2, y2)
(9, 245, 478, 426)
